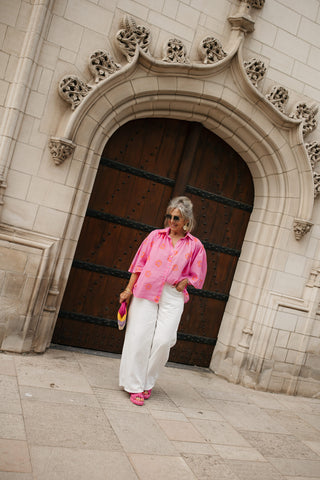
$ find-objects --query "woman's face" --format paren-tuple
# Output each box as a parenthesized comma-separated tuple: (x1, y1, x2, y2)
(166, 208, 186, 235)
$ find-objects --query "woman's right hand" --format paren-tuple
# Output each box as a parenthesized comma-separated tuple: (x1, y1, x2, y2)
(119, 289, 132, 304)
(119, 274, 138, 303)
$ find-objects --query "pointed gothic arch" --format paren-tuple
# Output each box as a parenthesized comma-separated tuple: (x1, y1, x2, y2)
(38, 40, 314, 391)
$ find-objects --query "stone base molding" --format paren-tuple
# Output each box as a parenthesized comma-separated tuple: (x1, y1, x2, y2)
(0, 225, 59, 353)
(211, 287, 320, 398)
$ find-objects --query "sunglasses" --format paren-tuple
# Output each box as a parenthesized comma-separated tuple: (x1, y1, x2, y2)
(165, 214, 181, 222)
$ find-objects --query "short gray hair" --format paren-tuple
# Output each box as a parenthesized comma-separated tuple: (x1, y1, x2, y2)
(165, 196, 196, 232)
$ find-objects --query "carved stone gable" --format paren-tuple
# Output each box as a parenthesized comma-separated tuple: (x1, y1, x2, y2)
(51, 7, 318, 246)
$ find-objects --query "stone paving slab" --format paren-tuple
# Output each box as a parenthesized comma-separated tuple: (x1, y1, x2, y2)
(0, 347, 320, 479)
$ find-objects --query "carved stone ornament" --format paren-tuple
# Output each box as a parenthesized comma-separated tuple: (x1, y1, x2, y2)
(199, 36, 227, 64)
(313, 171, 320, 198)
(116, 16, 151, 62)
(306, 141, 320, 169)
(266, 85, 289, 113)
(89, 50, 121, 83)
(293, 219, 313, 240)
(306, 142, 320, 198)
(228, 14, 255, 34)
(228, 0, 254, 33)
(163, 38, 189, 64)
(245, 0, 265, 8)
(48, 137, 76, 165)
(238, 326, 253, 349)
(289, 103, 318, 137)
(244, 58, 266, 87)
(58, 75, 92, 110)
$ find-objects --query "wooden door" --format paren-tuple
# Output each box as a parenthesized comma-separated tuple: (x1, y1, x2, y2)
(53, 118, 254, 367)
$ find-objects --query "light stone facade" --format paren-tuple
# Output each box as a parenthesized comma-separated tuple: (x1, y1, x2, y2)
(1, 0, 320, 398)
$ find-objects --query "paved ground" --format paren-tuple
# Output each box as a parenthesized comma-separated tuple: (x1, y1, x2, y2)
(1, 346, 320, 479)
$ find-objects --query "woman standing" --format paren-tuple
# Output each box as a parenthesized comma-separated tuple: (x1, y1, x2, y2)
(119, 196, 207, 406)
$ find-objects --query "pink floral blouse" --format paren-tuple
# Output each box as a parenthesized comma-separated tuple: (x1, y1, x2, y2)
(129, 228, 207, 303)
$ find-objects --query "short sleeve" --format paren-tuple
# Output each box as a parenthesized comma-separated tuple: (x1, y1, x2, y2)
(185, 243, 207, 289)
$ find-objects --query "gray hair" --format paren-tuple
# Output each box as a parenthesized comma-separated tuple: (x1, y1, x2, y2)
(165, 196, 196, 233)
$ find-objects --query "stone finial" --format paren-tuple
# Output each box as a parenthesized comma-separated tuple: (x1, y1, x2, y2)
(244, 58, 266, 87)
(49, 137, 76, 165)
(293, 219, 313, 240)
(199, 36, 227, 64)
(116, 16, 151, 62)
(58, 75, 92, 110)
(266, 85, 289, 113)
(229, 0, 265, 33)
(89, 50, 121, 83)
(163, 38, 189, 64)
(289, 103, 318, 137)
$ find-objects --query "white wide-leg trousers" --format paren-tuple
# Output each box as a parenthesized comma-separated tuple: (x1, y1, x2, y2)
(119, 283, 184, 393)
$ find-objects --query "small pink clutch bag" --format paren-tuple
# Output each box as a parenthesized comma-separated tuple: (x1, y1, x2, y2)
(117, 301, 127, 330)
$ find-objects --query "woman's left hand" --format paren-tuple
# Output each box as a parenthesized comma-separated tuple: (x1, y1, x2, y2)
(175, 279, 188, 292)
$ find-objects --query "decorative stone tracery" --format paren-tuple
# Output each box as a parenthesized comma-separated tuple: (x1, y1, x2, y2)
(306, 142, 320, 198)
(199, 36, 227, 64)
(289, 103, 318, 137)
(306, 141, 320, 169)
(293, 219, 313, 240)
(244, 58, 266, 87)
(246, 0, 265, 8)
(163, 38, 189, 64)
(266, 85, 289, 113)
(312, 171, 320, 198)
(89, 50, 120, 83)
(116, 16, 151, 61)
(48, 137, 76, 165)
(58, 75, 92, 110)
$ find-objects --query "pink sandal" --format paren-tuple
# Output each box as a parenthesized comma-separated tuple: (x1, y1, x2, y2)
(143, 389, 152, 400)
(130, 393, 144, 406)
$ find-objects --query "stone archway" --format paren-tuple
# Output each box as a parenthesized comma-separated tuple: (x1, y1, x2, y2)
(35, 11, 315, 392)
(52, 117, 255, 367)
(39, 52, 312, 377)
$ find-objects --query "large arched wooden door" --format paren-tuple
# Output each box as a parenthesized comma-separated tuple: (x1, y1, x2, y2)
(53, 118, 254, 367)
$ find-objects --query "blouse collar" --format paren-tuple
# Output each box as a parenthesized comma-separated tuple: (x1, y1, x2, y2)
(158, 227, 193, 241)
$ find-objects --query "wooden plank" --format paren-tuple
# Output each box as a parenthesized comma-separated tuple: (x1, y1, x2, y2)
(172, 122, 202, 197)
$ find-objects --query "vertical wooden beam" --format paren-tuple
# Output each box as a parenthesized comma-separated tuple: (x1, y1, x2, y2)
(172, 122, 202, 198)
